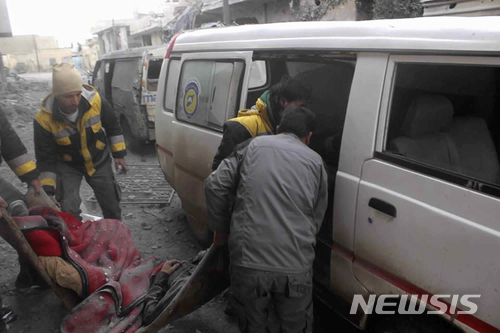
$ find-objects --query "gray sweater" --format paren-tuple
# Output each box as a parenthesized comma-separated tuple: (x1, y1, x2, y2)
(205, 133, 328, 274)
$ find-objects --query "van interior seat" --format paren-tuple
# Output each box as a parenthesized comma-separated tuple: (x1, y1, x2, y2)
(390, 94, 500, 184)
(389, 94, 455, 172)
(448, 117, 500, 183)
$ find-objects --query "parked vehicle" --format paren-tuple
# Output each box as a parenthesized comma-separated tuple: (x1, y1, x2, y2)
(92, 45, 167, 146)
(155, 17, 500, 333)
(14, 62, 28, 74)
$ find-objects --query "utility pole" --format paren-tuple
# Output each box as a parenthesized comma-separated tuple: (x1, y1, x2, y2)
(223, 0, 230, 25)
(111, 19, 117, 51)
(32, 34, 40, 72)
(0, 53, 6, 83)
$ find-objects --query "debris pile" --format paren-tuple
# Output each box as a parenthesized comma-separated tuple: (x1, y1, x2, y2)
(0, 78, 50, 126)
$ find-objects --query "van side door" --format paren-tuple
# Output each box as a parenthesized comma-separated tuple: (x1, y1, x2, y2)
(352, 55, 500, 331)
(156, 57, 181, 189)
(171, 51, 253, 227)
(111, 57, 148, 141)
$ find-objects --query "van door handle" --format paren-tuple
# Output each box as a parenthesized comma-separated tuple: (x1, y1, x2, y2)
(368, 198, 397, 218)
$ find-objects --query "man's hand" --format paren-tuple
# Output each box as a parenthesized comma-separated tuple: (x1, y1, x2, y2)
(161, 260, 181, 275)
(30, 178, 41, 196)
(49, 196, 61, 209)
(213, 232, 228, 247)
(114, 158, 128, 174)
(0, 196, 7, 208)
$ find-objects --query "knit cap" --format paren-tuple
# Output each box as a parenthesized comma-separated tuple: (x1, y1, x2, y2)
(52, 63, 82, 96)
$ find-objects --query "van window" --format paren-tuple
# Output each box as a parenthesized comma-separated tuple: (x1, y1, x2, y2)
(164, 59, 181, 113)
(176, 59, 244, 131)
(147, 59, 163, 91)
(112, 59, 141, 91)
(249, 60, 267, 89)
(92, 61, 103, 85)
(383, 62, 500, 196)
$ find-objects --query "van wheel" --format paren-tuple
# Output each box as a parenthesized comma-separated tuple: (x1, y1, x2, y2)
(187, 215, 214, 248)
(371, 315, 459, 333)
(120, 117, 140, 152)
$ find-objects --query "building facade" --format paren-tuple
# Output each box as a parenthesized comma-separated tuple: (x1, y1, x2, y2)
(198, 0, 358, 24)
(91, 20, 142, 55)
(0, 35, 71, 72)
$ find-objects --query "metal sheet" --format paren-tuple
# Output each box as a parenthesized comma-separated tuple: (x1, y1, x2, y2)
(87, 164, 174, 205)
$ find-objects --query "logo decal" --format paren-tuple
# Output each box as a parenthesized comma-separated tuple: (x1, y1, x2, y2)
(183, 79, 200, 119)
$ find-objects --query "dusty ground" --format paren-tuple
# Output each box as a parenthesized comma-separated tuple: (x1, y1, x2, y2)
(0, 74, 239, 333)
(0, 73, 358, 333)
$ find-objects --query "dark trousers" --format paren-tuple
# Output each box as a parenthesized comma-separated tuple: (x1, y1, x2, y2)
(56, 160, 122, 220)
(231, 266, 314, 333)
(0, 174, 24, 205)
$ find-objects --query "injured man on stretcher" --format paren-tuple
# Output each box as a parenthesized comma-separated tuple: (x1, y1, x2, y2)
(4, 205, 212, 332)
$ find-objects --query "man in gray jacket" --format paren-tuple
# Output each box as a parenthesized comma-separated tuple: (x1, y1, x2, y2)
(205, 106, 328, 333)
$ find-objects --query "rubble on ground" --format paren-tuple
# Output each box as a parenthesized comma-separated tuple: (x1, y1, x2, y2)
(0, 78, 50, 126)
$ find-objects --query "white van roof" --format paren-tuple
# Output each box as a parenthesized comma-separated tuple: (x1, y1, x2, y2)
(101, 44, 168, 60)
(149, 45, 168, 58)
(173, 17, 500, 54)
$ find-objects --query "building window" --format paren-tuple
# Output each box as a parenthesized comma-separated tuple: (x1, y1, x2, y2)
(142, 34, 152, 46)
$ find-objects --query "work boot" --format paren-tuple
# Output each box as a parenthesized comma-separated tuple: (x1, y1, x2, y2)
(7, 200, 28, 217)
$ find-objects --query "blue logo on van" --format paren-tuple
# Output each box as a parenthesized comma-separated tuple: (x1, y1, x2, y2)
(183, 80, 200, 119)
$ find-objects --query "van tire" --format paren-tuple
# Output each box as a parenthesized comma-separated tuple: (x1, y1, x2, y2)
(120, 117, 140, 152)
(187, 215, 214, 248)
(371, 315, 460, 333)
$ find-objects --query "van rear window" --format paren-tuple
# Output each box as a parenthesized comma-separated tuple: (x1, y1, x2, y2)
(148, 59, 163, 79)
(147, 59, 163, 91)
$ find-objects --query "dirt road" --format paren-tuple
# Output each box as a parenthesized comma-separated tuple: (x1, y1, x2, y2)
(0, 74, 358, 333)
(0, 75, 239, 333)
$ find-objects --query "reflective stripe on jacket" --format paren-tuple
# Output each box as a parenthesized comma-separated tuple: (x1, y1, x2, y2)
(34, 85, 126, 194)
(211, 91, 276, 171)
(0, 106, 39, 183)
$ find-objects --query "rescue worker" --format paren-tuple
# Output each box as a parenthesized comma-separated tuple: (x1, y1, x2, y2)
(0, 105, 40, 216)
(34, 63, 128, 220)
(1, 105, 42, 316)
(211, 76, 312, 171)
(205, 106, 328, 333)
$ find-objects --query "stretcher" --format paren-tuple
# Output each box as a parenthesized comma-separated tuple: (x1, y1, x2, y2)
(1, 206, 230, 332)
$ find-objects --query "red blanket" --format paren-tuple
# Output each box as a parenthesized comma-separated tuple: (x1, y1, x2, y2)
(19, 207, 163, 332)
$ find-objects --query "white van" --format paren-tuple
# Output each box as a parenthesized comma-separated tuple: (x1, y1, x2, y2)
(92, 45, 167, 146)
(155, 17, 500, 333)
